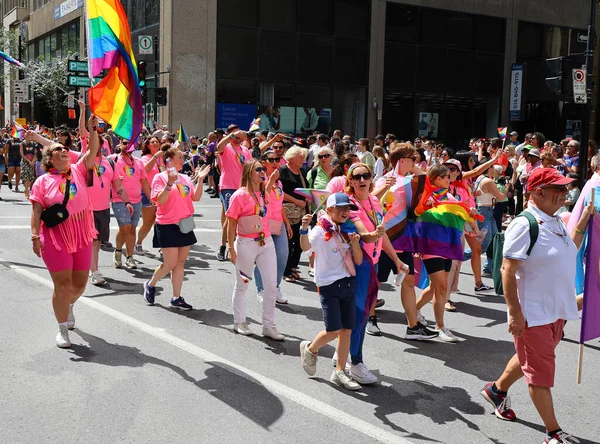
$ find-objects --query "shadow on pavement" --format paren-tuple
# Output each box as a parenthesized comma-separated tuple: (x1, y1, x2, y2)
(452, 301, 507, 328)
(69, 330, 284, 430)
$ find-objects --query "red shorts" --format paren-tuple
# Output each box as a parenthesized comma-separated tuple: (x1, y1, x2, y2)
(514, 319, 565, 388)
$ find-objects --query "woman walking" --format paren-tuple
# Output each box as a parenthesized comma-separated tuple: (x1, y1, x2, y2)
(227, 160, 283, 340)
(20, 140, 38, 198)
(29, 116, 100, 348)
(143, 148, 211, 309)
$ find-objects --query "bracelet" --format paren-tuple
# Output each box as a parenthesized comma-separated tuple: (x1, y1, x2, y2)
(576, 228, 586, 235)
(124, 202, 131, 206)
(299, 228, 309, 235)
(31, 235, 40, 241)
(165, 184, 173, 190)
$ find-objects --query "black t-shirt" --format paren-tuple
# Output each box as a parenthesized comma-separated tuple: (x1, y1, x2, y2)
(7, 142, 21, 158)
(279, 165, 308, 201)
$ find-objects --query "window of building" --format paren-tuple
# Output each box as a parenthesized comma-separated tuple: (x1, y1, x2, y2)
(386, 4, 418, 44)
(296, 34, 334, 83)
(419, 8, 447, 47)
(517, 22, 543, 57)
(416, 47, 446, 92)
(297, 0, 334, 35)
(383, 42, 416, 89)
(259, 0, 296, 32)
(476, 16, 505, 54)
(217, 27, 258, 79)
(447, 12, 473, 50)
(258, 31, 297, 81)
(297, 83, 331, 108)
(218, 0, 258, 28)
(217, 79, 257, 103)
(334, 0, 370, 40)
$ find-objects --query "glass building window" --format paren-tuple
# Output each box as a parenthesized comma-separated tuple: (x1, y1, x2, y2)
(447, 12, 473, 50)
(335, 39, 369, 85)
(297, 0, 334, 35)
(419, 8, 447, 47)
(259, 0, 296, 33)
(386, 4, 418, 44)
(384, 43, 416, 89)
(335, 0, 370, 40)
(259, 31, 297, 81)
(218, 0, 258, 27)
(296, 34, 334, 83)
(217, 79, 257, 103)
(517, 22, 543, 57)
(217, 27, 258, 79)
(475, 16, 505, 54)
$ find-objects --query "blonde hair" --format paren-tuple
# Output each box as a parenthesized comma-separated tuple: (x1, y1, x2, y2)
(240, 159, 267, 200)
(345, 163, 374, 195)
(284, 145, 307, 162)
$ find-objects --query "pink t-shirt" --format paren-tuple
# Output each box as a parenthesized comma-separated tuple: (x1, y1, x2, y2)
(112, 154, 147, 204)
(30, 159, 90, 215)
(219, 143, 251, 190)
(226, 188, 271, 238)
(88, 156, 115, 211)
(267, 180, 284, 222)
(326, 176, 347, 193)
(142, 153, 164, 190)
(69, 150, 80, 165)
(349, 194, 383, 264)
(151, 171, 196, 225)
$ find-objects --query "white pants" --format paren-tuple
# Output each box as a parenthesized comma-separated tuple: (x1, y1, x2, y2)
(233, 236, 278, 328)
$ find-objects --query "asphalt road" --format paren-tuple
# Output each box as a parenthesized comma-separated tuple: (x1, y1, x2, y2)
(0, 188, 598, 444)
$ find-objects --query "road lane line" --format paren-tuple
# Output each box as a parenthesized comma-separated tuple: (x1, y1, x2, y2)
(4, 259, 412, 444)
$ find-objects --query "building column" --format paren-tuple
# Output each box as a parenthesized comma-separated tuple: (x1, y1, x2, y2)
(367, 0, 386, 140)
(160, 0, 217, 135)
(501, 17, 519, 127)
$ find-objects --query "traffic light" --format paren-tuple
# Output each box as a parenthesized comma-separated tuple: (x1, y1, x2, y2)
(155, 87, 168, 106)
(137, 61, 147, 88)
(545, 57, 564, 95)
(545, 54, 586, 98)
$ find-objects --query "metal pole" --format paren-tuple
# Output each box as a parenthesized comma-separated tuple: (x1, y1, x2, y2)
(154, 35, 159, 127)
(579, 0, 597, 189)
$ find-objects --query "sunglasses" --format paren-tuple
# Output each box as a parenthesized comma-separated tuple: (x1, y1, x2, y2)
(265, 157, 281, 163)
(542, 184, 568, 192)
(255, 167, 266, 173)
(318, 154, 331, 159)
(402, 156, 417, 161)
(447, 167, 458, 172)
(352, 172, 372, 181)
(273, 145, 284, 150)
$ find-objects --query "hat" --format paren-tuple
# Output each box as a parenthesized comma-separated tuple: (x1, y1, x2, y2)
(326, 193, 358, 210)
(510, 131, 518, 136)
(527, 148, 541, 158)
(527, 168, 575, 192)
(443, 159, 462, 171)
(215, 129, 225, 135)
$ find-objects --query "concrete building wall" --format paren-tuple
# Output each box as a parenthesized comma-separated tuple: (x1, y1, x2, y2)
(28, 0, 83, 42)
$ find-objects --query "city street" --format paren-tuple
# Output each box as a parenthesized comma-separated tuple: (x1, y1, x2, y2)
(0, 192, 598, 444)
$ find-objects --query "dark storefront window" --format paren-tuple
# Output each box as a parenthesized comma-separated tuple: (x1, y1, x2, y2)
(216, 0, 370, 137)
(383, 3, 506, 147)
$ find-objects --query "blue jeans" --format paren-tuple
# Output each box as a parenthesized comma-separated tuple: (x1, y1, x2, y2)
(254, 227, 289, 292)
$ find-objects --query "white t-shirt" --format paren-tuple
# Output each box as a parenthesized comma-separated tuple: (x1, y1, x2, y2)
(503, 204, 579, 327)
(308, 223, 351, 287)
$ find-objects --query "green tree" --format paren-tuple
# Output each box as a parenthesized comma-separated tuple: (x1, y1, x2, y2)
(0, 27, 25, 99)
(24, 58, 69, 127)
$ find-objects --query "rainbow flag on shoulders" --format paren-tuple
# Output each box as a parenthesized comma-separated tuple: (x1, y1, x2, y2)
(86, 0, 142, 149)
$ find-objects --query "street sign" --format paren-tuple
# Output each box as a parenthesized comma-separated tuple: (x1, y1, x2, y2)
(578, 33, 589, 43)
(509, 64, 523, 121)
(572, 68, 587, 104)
(14, 96, 29, 103)
(67, 95, 75, 108)
(14, 81, 29, 99)
(67, 75, 102, 87)
(68, 60, 88, 73)
(138, 35, 153, 55)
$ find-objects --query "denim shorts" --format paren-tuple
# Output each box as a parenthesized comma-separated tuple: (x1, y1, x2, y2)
(112, 201, 142, 227)
(7, 156, 20, 168)
(319, 276, 356, 332)
(220, 188, 236, 212)
(141, 191, 153, 208)
(0, 162, 5, 173)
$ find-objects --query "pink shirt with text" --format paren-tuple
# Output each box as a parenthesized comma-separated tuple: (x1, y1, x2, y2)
(226, 188, 271, 238)
(151, 171, 196, 225)
(111, 154, 147, 204)
(219, 143, 251, 190)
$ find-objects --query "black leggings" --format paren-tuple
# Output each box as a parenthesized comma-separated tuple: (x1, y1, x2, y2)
(285, 222, 302, 275)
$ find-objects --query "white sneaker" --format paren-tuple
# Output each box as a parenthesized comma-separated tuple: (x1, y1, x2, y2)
(308, 267, 315, 277)
(276, 288, 288, 304)
(90, 271, 106, 286)
(124, 256, 137, 269)
(330, 370, 361, 391)
(67, 304, 75, 330)
(300, 340, 318, 376)
(417, 310, 428, 326)
(350, 362, 378, 385)
(331, 351, 352, 373)
(134, 244, 148, 255)
(437, 327, 458, 343)
(256, 291, 264, 303)
(113, 250, 123, 268)
(262, 325, 284, 341)
(233, 322, 252, 335)
(56, 325, 71, 348)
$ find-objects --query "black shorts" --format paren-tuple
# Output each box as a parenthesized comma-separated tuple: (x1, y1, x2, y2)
(319, 277, 356, 332)
(93, 209, 111, 242)
(377, 250, 415, 283)
(153, 223, 197, 249)
(423, 257, 452, 274)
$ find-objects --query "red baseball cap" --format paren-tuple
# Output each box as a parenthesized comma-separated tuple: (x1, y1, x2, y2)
(527, 168, 575, 192)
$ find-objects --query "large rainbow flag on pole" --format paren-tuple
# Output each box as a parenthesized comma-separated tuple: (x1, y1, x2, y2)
(86, 0, 142, 148)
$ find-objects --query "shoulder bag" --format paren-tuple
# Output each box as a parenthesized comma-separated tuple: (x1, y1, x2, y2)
(41, 177, 72, 228)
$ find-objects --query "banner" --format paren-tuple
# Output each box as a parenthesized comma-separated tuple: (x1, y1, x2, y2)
(580, 214, 600, 343)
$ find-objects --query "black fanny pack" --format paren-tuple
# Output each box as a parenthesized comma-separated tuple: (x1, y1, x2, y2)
(41, 178, 71, 228)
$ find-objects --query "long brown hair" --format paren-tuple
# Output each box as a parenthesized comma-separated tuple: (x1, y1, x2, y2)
(330, 153, 358, 179)
(240, 160, 268, 202)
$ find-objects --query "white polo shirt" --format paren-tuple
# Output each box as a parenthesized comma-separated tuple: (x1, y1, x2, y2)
(308, 223, 352, 288)
(503, 204, 579, 327)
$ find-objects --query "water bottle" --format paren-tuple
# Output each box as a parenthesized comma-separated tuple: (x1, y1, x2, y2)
(395, 269, 406, 286)
(477, 225, 488, 243)
(166, 158, 177, 175)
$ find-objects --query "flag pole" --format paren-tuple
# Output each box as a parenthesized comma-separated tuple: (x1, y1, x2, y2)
(577, 189, 596, 384)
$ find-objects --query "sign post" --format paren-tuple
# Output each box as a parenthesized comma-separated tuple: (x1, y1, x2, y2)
(509, 64, 523, 121)
(138, 36, 153, 55)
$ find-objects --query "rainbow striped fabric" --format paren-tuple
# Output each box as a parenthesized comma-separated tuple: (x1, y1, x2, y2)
(498, 127, 507, 139)
(294, 188, 331, 208)
(86, 0, 142, 147)
(11, 123, 24, 139)
(0, 50, 23, 67)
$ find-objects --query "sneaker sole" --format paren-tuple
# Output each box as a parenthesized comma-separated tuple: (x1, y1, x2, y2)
(169, 305, 192, 311)
(366, 329, 382, 336)
(438, 336, 458, 343)
(91, 280, 106, 286)
(330, 378, 361, 391)
(480, 390, 516, 421)
(234, 328, 252, 335)
(56, 342, 71, 349)
(275, 299, 288, 304)
(351, 375, 378, 385)
(405, 333, 439, 340)
(263, 333, 285, 341)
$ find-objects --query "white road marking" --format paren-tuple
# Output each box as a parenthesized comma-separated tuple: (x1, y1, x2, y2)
(0, 225, 220, 233)
(4, 259, 412, 444)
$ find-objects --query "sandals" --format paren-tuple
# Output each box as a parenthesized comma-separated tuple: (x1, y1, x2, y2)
(445, 301, 457, 312)
(284, 275, 297, 283)
(290, 269, 301, 280)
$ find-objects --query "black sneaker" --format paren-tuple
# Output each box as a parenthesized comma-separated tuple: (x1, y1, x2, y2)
(406, 322, 439, 340)
(366, 316, 382, 336)
(216, 245, 227, 261)
(375, 299, 385, 308)
(170, 297, 192, 311)
(474, 283, 494, 292)
(143, 280, 156, 305)
(7, 181, 12, 190)
(210, 193, 220, 199)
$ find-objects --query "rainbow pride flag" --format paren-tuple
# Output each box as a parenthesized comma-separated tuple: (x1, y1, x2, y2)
(86, 0, 142, 148)
(0, 50, 23, 68)
(498, 127, 507, 139)
(294, 188, 330, 208)
(249, 118, 260, 132)
(11, 123, 24, 139)
(178, 122, 189, 143)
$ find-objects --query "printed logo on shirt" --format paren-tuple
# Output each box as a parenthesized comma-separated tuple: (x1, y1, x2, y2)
(274, 185, 283, 200)
(59, 182, 78, 200)
(177, 183, 190, 197)
(98, 165, 106, 176)
(123, 166, 135, 177)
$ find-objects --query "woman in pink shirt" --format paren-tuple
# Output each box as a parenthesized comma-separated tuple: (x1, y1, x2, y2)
(135, 136, 164, 255)
(28, 116, 100, 349)
(226, 160, 283, 341)
(326, 154, 359, 194)
(143, 147, 211, 310)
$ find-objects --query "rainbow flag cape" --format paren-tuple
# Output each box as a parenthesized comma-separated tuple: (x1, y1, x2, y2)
(497, 127, 507, 139)
(0, 50, 23, 68)
(249, 118, 260, 132)
(86, 0, 142, 148)
(294, 188, 330, 208)
(178, 122, 189, 143)
(382, 174, 423, 245)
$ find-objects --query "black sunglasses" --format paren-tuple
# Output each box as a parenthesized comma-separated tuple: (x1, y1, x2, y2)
(273, 145, 284, 149)
(447, 166, 458, 172)
(255, 167, 266, 173)
(402, 156, 417, 161)
(265, 157, 281, 163)
(352, 172, 372, 181)
(318, 154, 331, 159)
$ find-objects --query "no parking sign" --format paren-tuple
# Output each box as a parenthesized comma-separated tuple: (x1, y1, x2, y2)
(573, 68, 587, 104)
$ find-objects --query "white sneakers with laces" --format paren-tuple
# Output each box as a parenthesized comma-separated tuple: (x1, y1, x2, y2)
(350, 362, 378, 385)
(262, 325, 284, 341)
(125, 256, 137, 269)
(436, 326, 458, 343)
(56, 325, 71, 348)
(90, 271, 106, 286)
(330, 370, 361, 391)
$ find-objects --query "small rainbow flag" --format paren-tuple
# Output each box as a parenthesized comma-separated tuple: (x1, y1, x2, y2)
(292, 138, 304, 146)
(497, 127, 508, 139)
(178, 122, 189, 143)
(11, 123, 24, 139)
(294, 188, 330, 208)
(0, 50, 23, 68)
(86, 0, 143, 149)
(249, 118, 260, 132)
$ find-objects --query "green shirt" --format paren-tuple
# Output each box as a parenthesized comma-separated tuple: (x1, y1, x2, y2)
(309, 166, 330, 190)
